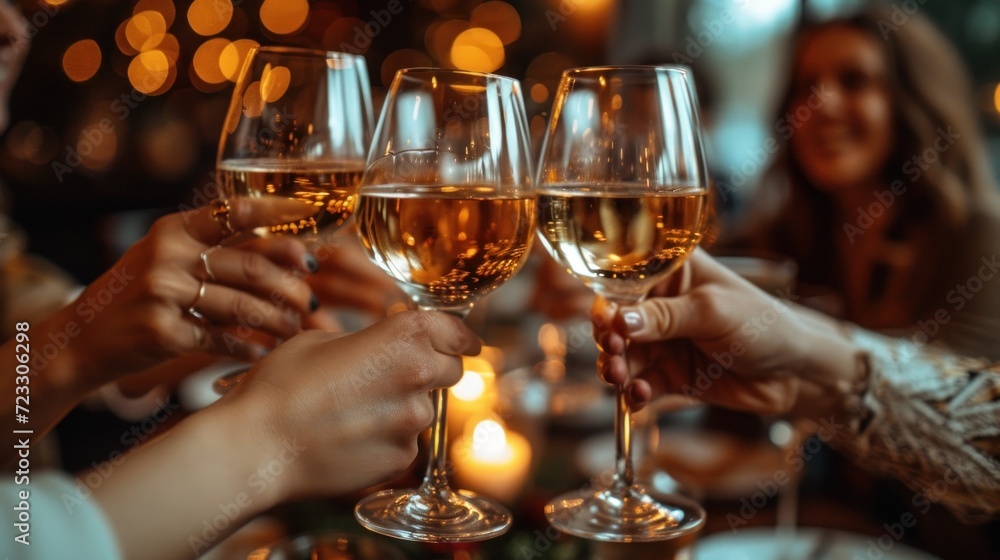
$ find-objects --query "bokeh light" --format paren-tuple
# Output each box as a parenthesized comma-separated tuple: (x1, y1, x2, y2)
(126, 10, 167, 52)
(141, 119, 200, 179)
(260, 0, 309, 35)
(128, 50, 171, 94)
(260, 65, 291, 103)
(242, 80, 263, 118)
(157, 33, 181, 62)
(322, 17, 368, 53)
(530, 83, 548, 104)
(220, 39, 260, 82)
(134, 0, 176, 28)
(450, 28, 504, 72)
(62, 39, 102, 83)
(426, 19, 469, 63)
(192, 38, 231, 85)
(994, 83, 1000, 114)
(116, 19, 139, 56)
(470, 1, 521, 45)
(188, 0, 233, 36)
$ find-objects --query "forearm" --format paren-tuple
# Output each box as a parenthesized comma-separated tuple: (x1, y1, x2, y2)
(816, 328, 1000, 521)
(91, 401, 283, 560)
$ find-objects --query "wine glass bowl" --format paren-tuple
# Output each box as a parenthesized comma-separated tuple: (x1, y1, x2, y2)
(353, 68, 534, 542)
(217, 46, 374, 245)
(536, 65, 709, 542)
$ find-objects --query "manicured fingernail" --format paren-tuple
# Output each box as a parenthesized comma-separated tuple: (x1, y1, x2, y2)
(304, 253, 319, 273)
(309, 293, 320, 312)
(622, 309, 644, 331)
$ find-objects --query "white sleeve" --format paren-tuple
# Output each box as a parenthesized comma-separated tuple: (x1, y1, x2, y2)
(0, 471, 122, 559)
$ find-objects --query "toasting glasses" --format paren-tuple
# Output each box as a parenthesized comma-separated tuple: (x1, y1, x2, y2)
(536, 66, 709, 541)
(353, 69, 535, 542)
(217, 46, 374, 246)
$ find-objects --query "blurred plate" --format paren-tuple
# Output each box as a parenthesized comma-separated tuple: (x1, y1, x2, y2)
(261, 532, 406, 560)
(693, 527, 940, 560)
(177, 360, 252, 411)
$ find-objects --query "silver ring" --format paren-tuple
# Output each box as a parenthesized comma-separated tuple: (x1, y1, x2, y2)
(188, 279, 207, 321)
(200, 245, 220, 281)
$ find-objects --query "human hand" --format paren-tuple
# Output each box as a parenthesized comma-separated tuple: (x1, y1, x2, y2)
(45, 199, 329, 392)
(593, 250, 862, 419)
(222, 311, 480, 499)
(309, 229, 407, 317)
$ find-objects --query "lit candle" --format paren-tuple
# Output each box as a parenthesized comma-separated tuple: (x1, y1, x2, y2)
(452, 418, 532, 504)
(448, 356, 497, 437)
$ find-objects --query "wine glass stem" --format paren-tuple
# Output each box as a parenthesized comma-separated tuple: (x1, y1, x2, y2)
(614, 383, 635, 493)
(422, 387, 451, 495)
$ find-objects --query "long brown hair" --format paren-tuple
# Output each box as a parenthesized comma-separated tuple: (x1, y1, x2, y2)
(756, 4, 1000, 292)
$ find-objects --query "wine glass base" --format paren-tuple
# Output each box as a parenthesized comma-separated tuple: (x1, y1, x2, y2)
(545, 485, 705, 542)
(355, 488, 512, 543)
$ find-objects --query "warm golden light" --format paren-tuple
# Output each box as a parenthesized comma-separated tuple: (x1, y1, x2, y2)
(126, 10, 167, 51)
(994, 83, 1000, 114)
(62, 39, 101, 83)
(192, 38, 231, 84)
(260, 0, 309, 35)
(471, 419, 508, 461)
(260, 64, 291, 103)
(116, 19, 138, 56)
(470, 1, 521, 45)
(450, 27, 504, 72)
(42, 0, 70, 6)
(220, 39, 259, 82)
(158, 33, 180, 62)
(530, 83, 548, 103)
(188, 0, 232, 36)
(427, 19, 469, 63)
(452, 369, 487, 402)
(128, 50, 170, 94)
(134, 0, 176, 27)
(242, 80, 263, 118)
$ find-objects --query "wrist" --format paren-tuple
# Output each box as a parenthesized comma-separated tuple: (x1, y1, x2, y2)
(202, 392, 293, 512)
(32, 304, 98, 398)
(795, 322, 870, 422)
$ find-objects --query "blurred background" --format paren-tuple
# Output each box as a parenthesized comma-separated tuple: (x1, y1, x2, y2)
(4, 0, 999, 283)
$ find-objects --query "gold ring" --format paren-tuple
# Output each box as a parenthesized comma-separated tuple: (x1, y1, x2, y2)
(200, 245, 220, 281)
(211, 199, 236, 237)
(188, 279, 207, 321)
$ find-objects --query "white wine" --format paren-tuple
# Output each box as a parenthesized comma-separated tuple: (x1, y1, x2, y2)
(357, 187, 535, 308)
(218, 159, 364, 238)
(537, 185, 706, 300)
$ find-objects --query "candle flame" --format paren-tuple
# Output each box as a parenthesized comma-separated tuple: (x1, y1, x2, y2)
(471, 419, 509, 461)
(452, 370, 486, 401)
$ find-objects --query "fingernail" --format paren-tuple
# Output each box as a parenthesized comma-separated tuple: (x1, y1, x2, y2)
(309, 293, 320, 312)
(622, 309, 644, 332)
(304, 253, 319, 273)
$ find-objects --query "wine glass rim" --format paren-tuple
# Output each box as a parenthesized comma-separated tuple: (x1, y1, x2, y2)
(562, 64, 692, 79)
(395, 67, 520, 85)
(253, 45, 366, 63)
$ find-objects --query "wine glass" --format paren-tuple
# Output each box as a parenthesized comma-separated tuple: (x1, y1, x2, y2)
(536, 65, 709, 542)
(217, 46, 373, 247)
(212, 46, 373, 392)
(352, 68, 534, 542)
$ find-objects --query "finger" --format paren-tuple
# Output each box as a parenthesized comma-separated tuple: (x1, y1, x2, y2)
(183, 198, 316, 246)
(193, 283, 304, 340)
(302, 309, 343, 332)
(230, 236, 316, 274)
(392, 311, 482, 358)
(202, 247, 317, 315)
(625, 379, 653, 410)
(595, 329, 626, 355)
(597, 353, 630, 385)
(309, 273, 401, 317)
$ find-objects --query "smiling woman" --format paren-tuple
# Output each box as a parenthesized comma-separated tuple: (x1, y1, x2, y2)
(745, 4, 1000, 360)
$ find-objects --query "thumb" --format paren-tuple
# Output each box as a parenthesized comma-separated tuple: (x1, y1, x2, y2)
(617, 294, 700, 343)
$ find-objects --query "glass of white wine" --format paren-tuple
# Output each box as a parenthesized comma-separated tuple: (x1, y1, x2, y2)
(217, 46, 373, 247)
(537, 65, 709, 542)
(353, 68, 534, 542)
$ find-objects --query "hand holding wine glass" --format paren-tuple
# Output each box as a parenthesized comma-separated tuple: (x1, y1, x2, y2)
(353, 68, 534, 542)
(536, 65, 709, 542)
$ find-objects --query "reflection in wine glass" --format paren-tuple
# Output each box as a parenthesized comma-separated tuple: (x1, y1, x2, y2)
(216, 46, 373, 247)
(353, 68, 534, 543)
(536, 65, 709, 542)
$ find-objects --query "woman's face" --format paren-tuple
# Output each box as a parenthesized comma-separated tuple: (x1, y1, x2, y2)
(788, 25, 894, 194)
